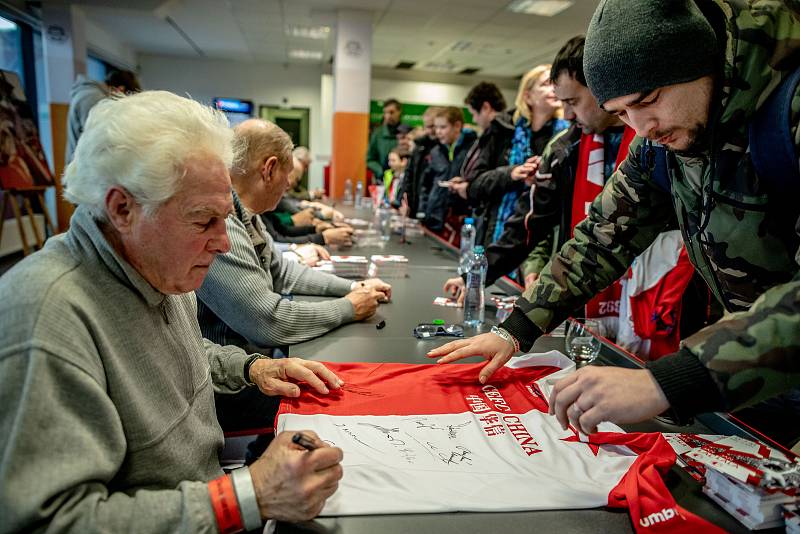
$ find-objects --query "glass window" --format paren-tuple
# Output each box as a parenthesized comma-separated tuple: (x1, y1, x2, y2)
(33, 31, 51, 170)
(0, 15, 21, 79)
(87, 55, 107, 83)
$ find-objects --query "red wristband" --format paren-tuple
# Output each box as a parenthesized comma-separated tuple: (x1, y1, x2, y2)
(208, 475, 244, 534)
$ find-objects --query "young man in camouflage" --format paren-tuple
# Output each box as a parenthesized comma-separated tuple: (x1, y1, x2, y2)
(430, 0, 800, 439)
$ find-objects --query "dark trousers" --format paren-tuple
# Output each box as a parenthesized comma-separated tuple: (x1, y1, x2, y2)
(215, 386, 280, 463)
(215, 386, 280, 432)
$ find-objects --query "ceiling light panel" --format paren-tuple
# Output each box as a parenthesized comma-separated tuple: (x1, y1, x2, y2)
(289, 49, 323, 60)
(286, 24, 331, 40)
(506, 0, 574, 17)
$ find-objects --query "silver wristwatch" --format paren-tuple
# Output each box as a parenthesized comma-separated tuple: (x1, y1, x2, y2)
(230, 467, 262, 531)
(490, 326, 520, 353)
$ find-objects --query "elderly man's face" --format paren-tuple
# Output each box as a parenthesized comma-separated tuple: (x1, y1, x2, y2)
(121, 153, 233, 294)
(288, 159, 304, 189)
(256, 157, 293, 213)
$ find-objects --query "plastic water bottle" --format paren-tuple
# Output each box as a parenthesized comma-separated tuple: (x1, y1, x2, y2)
(373, 200, 392, 242)
(458, 217, 476, 274)
(378, 206, 392, 241)
(355, 180, 364, 208)
(343, 178, 353, 205)
(463, 245, 487, 327)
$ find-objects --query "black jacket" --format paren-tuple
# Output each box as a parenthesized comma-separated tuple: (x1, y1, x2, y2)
(423, 129, 478, 232)
(460, 111, 515, 246)
(398, 134, 438, 217)
(482, 124, 581, 285)
(259, 212, 325, 245)
(467, 116, 566, 247)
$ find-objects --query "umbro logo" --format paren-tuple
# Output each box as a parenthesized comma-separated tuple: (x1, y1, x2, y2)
(639, 507, 678, 527)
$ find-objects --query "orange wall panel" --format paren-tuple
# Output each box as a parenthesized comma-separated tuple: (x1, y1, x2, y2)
(331, 111, 368, 201)
(49, 102, 73, 232)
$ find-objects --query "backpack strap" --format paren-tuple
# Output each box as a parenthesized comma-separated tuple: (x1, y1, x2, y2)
(748, 65, 800, 192)
(640, 140, 671, 193)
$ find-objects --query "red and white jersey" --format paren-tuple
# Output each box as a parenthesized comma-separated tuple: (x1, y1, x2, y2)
(276, 352, 723, 533)
(617, 230, 695, 359)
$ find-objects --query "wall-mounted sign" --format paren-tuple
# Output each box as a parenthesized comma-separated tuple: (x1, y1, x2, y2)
(46, 25, 67, 43)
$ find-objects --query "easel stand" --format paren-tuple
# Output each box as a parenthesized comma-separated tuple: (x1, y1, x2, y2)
(0, 186, 56, 256)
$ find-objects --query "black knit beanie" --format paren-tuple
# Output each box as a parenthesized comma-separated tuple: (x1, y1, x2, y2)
(583, 0, 718, 105)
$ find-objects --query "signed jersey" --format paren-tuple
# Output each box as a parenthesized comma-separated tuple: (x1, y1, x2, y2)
(276, 352, 722, 533)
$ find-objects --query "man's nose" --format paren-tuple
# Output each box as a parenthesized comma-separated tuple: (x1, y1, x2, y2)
(209, 222, 230, 255)
(625, 108, 656, 138)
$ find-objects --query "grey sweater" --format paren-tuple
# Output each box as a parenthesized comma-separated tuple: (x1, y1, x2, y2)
(66, 76, 109, 163)
(0, 206, 251, 533)
(196, 192, 354, 352)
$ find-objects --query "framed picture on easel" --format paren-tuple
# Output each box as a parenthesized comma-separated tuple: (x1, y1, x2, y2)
(0, 69, 56, 255)
(0, 70, 52, 188)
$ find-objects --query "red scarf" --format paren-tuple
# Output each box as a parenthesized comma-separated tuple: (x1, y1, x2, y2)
(572, 127, 636, 320)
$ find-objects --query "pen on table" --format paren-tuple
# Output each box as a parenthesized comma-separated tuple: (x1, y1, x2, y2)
(292, 432, 318, 451)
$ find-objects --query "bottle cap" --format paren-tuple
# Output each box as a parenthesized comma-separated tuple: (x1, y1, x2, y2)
(474, 245, 485, 254)
(432, 319, 445, 325)
(464, 217, 474, 225)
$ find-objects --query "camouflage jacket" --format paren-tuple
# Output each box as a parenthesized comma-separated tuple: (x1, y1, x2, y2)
(500, 0, 800, 421)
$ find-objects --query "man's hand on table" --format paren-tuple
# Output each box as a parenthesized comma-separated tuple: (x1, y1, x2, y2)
(427, 332, 515, 384)
(293, 243, 330, 266)
(314, 219, 334, 232)
(358, 278, 392, 302)
(323, 227, 354, 246)
(249, 430, 343, 522)
(345, 288, 383, 320)
(249, 357, 344, 398)
(292, 208, 317, 227)
(443, 276, 465, 306)
(317, 205, 344, 221)
(548, 366, 670, 435)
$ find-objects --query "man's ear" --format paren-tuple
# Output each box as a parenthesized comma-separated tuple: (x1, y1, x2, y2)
(481, 101, 492, 115)
(261, 156, 278, 181)
(104, 186, 138, 234)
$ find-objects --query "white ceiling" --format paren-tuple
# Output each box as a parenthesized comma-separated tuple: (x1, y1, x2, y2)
(77, 0, 599, 78)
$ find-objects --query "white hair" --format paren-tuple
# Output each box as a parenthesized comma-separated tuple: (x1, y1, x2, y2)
(63, 90, 236, 217)
(292, 145, 311, 164)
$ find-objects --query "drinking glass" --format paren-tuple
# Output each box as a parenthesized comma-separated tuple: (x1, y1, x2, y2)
(565, 318, 601, 364)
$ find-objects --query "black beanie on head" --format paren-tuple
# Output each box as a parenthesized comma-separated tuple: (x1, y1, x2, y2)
(583, 0, 718, 105)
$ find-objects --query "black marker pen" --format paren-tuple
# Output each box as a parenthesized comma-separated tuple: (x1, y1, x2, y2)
(291, 432, 318, 451)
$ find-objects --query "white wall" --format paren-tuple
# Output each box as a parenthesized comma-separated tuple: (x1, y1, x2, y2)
(371, 78, 517, 111)
(138, 54, 327, 188)
(85, 15, 137, 69)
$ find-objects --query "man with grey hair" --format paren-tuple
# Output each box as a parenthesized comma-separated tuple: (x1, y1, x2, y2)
(0, 91, 344, 532)
(197, 121, 390, 432)
(287, 145, 324, 200)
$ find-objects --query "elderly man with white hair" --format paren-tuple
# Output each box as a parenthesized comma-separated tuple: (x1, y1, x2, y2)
(287, 145, 324, 201)
(0, 91, 343, 533)
(198, 119, 390, 352)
